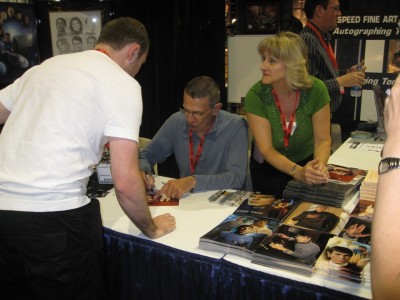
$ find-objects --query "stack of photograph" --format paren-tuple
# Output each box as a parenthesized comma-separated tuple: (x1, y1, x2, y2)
(314, 236, 371, 288)
(251, 224, 334, 276)
(313, 198, 373, 289)
(283, 164, 367, 207)
(359, 169, 378, 203)
(198, 193, 300, 259)
(251, 201, 349, 276)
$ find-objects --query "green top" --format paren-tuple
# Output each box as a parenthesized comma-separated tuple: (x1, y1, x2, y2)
(244, 76, 330, 163)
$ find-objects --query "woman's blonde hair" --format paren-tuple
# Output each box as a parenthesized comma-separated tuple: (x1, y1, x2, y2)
(258, 31, 312, 90)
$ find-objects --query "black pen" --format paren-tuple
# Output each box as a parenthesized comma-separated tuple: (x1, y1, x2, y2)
(145, 171, 155, 192)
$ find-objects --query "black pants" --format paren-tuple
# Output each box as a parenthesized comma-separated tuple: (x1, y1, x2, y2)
(0, 199, 106, 300)
(250, 155, 313, 198)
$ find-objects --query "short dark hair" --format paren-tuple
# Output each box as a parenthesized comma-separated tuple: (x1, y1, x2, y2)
(97, 17, 149, 57)
(235, 225, 253, 233)
(184, 76, 220, 106)
(303, 0, 330, 19)
(72, 36, 82, 43)
(327, 246, 354, 256)
(56, 17, 66, 25)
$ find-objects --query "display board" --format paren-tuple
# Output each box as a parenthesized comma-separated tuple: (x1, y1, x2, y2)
(227, 35, 271, 103)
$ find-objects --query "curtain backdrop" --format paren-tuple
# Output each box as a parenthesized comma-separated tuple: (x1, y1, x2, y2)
(34, 0, 225, 177)
(112, 0, 226, 139)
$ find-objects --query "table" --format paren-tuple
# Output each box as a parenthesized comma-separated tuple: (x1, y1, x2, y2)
(101, 193, 364, 299)
(328, 137, 383, 170)
(100, 138, 382, 300)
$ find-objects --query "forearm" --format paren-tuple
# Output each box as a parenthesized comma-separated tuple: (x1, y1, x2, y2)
(114, 180, 158, 238)
(313, 139, 331, 165)
(372, 169, 400, 300)
(110, 137, 158, 238)
(325, 77, 341, 94)
(372, 75, 400, 299)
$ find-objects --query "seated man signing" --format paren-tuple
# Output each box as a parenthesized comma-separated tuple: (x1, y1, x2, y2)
(139, 76, 249, 198)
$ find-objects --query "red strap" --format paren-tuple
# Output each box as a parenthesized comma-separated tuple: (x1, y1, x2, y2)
(189, 123, 214, 174)
(272, 89, 299, 148)
(96, 49, 110, 57)
(306, 21, 338, 70)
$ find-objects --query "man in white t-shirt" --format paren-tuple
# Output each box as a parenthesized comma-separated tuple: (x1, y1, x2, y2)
(0, 17, 175, 300)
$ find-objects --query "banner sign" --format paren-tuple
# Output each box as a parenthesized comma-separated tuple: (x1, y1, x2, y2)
(333, 10, 399, 91)
(335, 12, 400, 39)
(330, 11, 399, 121)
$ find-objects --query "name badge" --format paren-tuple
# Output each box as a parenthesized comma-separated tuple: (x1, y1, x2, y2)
(96, 163, 113, 184)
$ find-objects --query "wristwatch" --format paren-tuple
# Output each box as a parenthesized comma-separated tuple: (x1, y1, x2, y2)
(378, 157, 400, 175)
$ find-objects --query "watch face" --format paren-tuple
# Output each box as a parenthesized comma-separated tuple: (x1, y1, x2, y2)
(379, 159, 389, 174)
(379, 158, 400, 174)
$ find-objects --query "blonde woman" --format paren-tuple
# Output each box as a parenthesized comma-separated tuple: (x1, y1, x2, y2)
(244, 31, 331, 197)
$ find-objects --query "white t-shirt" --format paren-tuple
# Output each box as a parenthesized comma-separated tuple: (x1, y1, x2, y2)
(0, 50, 142, 212)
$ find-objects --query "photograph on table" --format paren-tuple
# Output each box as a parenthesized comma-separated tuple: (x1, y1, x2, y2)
(234, 193, 301, 222)
(146, 190, 179, 206)
(349, 199, 375, 223)
(198, 213, 279, 259)
(314, 236, 371, 287)
(251, 224, 334, 276)
(339, 216, 371, 245)
(328, 164, 367, 183)
(49, 10, 101, 56)
(283, 201, 346, 235)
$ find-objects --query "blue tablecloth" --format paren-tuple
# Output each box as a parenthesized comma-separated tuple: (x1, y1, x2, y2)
(104, 227, 365, 300)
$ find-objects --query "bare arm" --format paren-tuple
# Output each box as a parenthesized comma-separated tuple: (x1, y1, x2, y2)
(109, 137, 176, 239)
(312, 103, 331, 166)
(0, 102, 10, 124)
(372, 75, 400, 300)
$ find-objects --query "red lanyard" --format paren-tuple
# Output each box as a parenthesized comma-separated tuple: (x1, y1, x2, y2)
(306, 21, 338, 70)
(272, 89, 299, 148)
(188, 123, 213, 174)
(96, 49, 110, 57)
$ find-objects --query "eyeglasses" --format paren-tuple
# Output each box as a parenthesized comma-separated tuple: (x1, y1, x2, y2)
(329, 5, 341, 13)
(179, 107, 211, 120)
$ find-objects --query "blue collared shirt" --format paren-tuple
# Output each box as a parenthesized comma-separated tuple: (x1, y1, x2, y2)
(139, 110, 249, 191)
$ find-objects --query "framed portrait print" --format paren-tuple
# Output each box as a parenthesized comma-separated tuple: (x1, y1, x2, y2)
(49, 10, 102, 56)
(0, 2, 40, 84)
(243, 2, 280, 34)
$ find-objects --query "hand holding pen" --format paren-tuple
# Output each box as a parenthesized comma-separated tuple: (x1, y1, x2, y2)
(143, 170, 156, 192)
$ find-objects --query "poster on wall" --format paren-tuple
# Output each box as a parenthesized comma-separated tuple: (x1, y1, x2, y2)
(49, 11, 101, 56)
(242, 2, 280, 34)
(332, 11, 400, 122)
(333, 11, 400, 90)
(0, 3, 39, 84)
